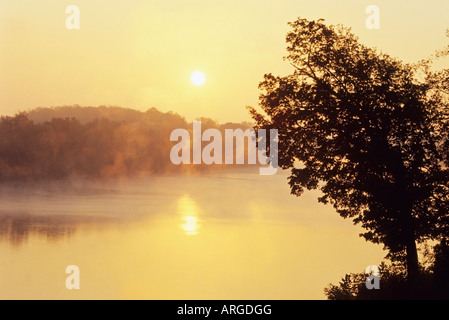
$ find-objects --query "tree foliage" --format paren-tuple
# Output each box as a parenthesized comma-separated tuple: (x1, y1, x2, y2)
(0, 106, 252, 181)
(249, 18, 449, 283)
(325, 241, 449, 300)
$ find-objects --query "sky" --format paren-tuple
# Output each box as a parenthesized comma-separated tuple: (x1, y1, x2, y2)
(1, 0, 449, 123)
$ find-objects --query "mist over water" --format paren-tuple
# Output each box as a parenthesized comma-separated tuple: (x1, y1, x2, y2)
(0, 169, 385, 299)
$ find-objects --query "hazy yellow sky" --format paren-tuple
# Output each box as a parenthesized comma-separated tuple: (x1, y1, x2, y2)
(1, 0, 448, 122)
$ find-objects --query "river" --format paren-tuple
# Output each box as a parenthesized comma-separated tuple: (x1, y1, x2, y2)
(0, 169, 385, 299)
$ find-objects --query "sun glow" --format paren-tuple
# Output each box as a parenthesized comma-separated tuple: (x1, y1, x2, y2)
(190, 71, 206, 86)
(177, 194, 201, 235)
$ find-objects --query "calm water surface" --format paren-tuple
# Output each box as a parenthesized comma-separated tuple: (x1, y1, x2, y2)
(0, 170, 385, 299)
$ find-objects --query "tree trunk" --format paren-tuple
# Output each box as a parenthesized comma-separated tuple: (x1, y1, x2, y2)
(401, 201, 419, 293)
(405, 235, 419, 291)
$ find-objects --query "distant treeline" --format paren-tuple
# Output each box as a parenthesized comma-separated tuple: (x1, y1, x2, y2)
(0, 106, 253, 181)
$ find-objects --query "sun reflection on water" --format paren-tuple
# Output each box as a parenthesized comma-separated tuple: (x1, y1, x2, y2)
(177, 194, 201, 236)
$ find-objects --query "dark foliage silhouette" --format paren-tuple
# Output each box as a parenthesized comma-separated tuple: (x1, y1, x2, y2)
(325, 241, 449, 299)
(249, 18, 449, 295)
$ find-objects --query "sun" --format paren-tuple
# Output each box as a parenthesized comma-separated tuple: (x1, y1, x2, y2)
(190, 71, 206, 86)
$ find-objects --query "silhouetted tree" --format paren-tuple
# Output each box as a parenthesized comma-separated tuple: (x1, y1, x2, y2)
(249, 18, 449, 288)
